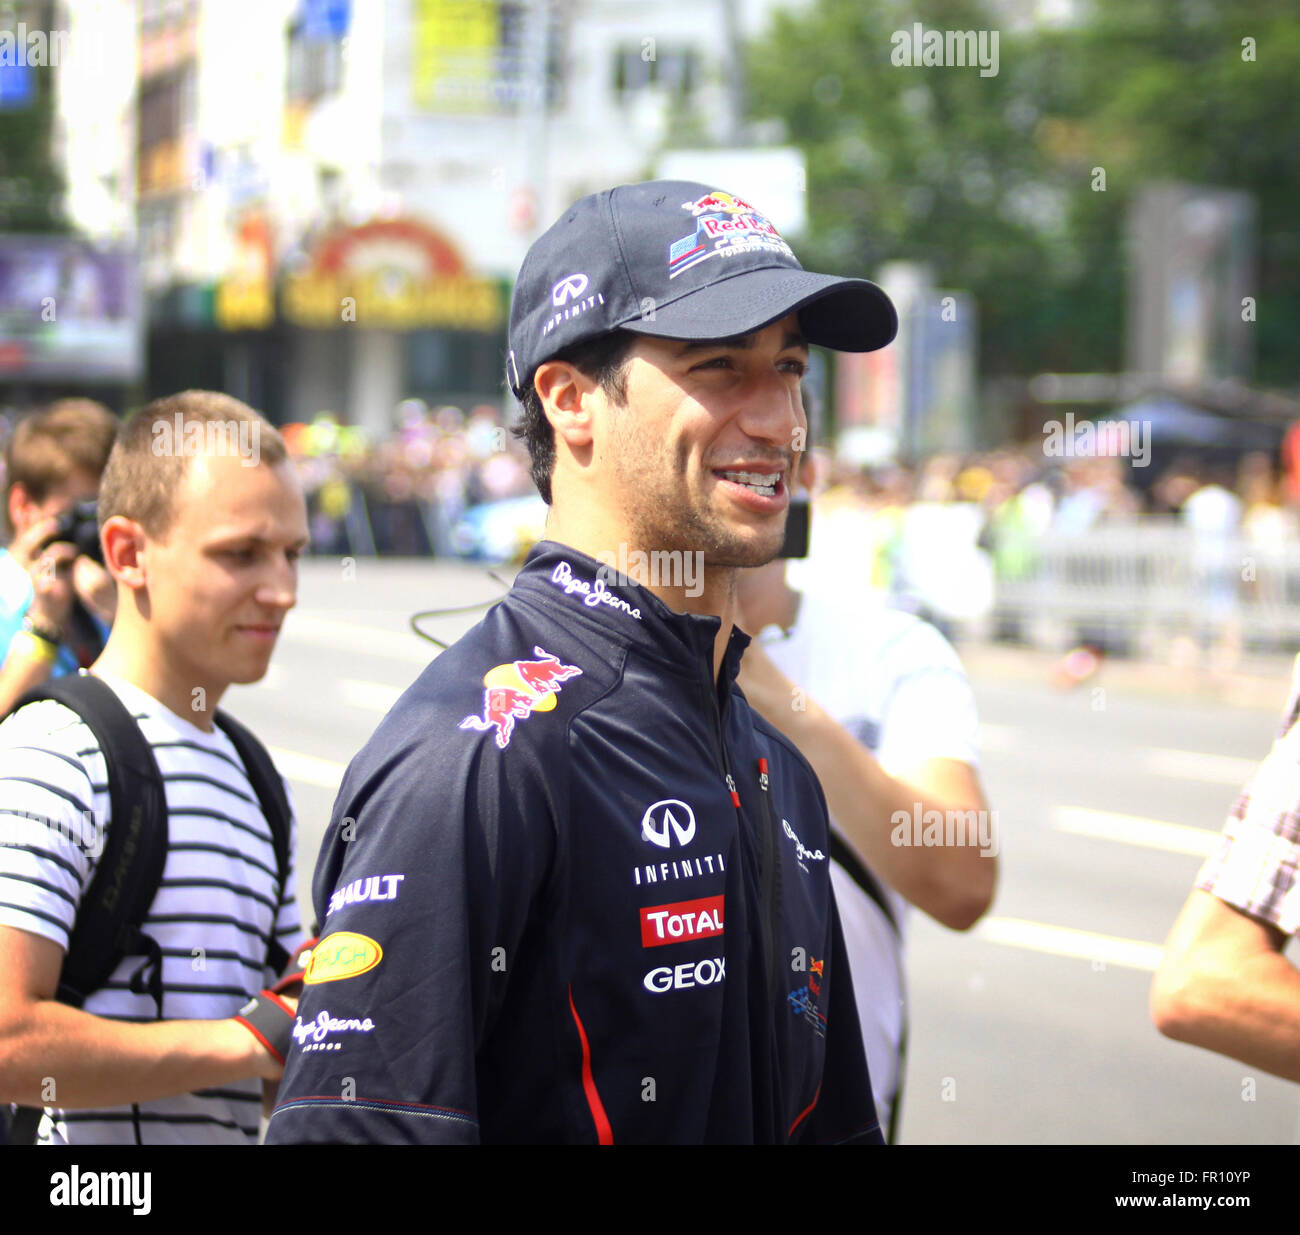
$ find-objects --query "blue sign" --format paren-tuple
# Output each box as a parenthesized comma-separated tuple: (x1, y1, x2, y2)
(0, 62, 34, 110)
(300, 0, 351, 40)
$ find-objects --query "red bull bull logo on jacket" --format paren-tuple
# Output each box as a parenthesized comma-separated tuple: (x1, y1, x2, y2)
(458, 646, 583, 749)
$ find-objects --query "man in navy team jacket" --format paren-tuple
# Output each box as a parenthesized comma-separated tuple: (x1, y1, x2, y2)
(267, 180, 899, 1145)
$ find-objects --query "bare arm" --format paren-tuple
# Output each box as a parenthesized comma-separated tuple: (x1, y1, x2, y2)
(738, 642, 995, 930)
(0, 925, 282, 1109)
(0, 632, 60, 714)
(1150, 890, 1300, 1083)
(0, 530, 75, 713)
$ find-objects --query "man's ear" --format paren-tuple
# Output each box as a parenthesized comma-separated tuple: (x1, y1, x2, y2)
(795, 447, 818, 495)
(534, 360, 597, 451)
(8, 483, 32, 533)
(100, 516, 149, 591)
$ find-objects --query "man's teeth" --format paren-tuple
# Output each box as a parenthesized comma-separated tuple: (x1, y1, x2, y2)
(722, 470, 779, 496)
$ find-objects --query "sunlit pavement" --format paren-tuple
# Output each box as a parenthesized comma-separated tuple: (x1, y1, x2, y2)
(225, 559, 1300, 1145)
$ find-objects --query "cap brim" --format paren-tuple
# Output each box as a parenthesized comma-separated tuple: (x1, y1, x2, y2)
(619, 267, 897, 353)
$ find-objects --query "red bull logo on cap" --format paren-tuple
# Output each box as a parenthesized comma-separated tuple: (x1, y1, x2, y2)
(458, 646, 583, 749)
(669, 191, 794, 279)
(680, 190, 758, 217)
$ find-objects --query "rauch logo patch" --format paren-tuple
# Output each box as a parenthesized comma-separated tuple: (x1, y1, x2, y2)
(303, 931, 383, 984)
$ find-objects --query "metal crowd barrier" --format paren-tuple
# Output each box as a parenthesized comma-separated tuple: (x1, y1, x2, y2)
(991, 521, 1300, 653)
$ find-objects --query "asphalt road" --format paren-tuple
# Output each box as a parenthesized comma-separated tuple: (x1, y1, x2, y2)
(223, 557, 1300, 1145)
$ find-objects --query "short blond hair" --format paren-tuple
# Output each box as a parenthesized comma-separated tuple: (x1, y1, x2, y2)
(98, 391, 287, 537)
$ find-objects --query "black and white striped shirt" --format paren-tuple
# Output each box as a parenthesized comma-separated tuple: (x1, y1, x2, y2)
(0, 671, 302, 1144)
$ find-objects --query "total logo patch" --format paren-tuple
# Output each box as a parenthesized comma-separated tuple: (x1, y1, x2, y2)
(459, 646, 582, 749)
(640, 894, 724, 948)
(643, 956, 726, 993)
(303, 932, 383, 985)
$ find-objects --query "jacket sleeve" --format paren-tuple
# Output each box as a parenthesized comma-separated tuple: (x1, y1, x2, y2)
(799, 886, 885, 1146)
(264, 714, 559, 1145)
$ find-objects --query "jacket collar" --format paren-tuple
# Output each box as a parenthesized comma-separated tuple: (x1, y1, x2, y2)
(511, 540, 750, 684)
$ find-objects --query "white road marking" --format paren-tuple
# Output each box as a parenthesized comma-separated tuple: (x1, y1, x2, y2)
(281, 613, 437, 664)
(1142, 747, 1257, 787)
(979, 722, 1257, 788)
(976, 916, 1164, 972)
(1054, 806, 1220, 857)
(268, 747, 346, 791)
(338, 678, 403, 713)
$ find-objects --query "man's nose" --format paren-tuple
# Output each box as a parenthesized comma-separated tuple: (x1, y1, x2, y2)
(736, 369, 803, 448)
(256, 554, 298, 609)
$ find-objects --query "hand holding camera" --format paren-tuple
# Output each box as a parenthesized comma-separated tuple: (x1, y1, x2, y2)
(11, 501, 113, 643)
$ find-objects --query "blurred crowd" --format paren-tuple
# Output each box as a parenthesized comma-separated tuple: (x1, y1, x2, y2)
(281, 401, 535, 558)
(810, 446, 1296, 589)
(3, 402, 1294, 579)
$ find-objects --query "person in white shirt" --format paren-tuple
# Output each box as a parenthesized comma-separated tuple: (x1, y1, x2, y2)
(0, 391, 310, 1144)
(734, 463, 995, 1141)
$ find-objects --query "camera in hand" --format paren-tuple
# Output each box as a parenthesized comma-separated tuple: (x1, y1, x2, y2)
(40, 500, 103, 566)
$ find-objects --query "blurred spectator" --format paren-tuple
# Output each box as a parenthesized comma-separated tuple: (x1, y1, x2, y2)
(0, 400, 118, 713)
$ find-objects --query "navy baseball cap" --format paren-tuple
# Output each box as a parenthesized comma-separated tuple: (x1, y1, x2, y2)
(506, 179, 898, 399)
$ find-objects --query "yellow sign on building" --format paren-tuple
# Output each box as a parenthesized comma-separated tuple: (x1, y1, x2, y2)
(411, 0, 502, 113)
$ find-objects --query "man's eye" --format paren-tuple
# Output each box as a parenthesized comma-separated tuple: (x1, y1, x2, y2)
(692, 355, 733, 370)
(225, 547, 256, 562)
(781, 358, 809, 377)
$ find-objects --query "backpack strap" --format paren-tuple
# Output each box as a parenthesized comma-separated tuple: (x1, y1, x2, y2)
(827, 830, 907, 1143)
(17, 674, 169, 1008)
(213, 710, 292, 976)
(829, 831, 900, 936)
(5, 673, 168, 1146)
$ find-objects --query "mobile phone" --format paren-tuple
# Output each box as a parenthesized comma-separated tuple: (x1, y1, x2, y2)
(779, 497, 810, 559)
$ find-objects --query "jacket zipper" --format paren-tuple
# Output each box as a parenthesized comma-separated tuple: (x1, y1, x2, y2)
(752, 756, 783, 1000)
(704, 665, 780, 1002)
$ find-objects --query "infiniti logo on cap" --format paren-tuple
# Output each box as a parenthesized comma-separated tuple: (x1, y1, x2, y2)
(551, 273, 589, 306)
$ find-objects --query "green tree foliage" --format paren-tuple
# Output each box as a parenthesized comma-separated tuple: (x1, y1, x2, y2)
(747, 0, 1300, 386)
(0, 0, 68, 233)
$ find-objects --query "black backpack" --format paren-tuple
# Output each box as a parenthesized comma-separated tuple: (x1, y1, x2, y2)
(3, 673, 292, 1145)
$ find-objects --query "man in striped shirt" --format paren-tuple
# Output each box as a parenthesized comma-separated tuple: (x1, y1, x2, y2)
(0, 391, 310, 1143)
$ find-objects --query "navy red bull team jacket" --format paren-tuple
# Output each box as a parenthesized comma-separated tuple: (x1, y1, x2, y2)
(265, 542, 882, 1145)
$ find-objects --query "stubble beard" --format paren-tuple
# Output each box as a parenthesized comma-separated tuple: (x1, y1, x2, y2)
(614, 430, 786, 570)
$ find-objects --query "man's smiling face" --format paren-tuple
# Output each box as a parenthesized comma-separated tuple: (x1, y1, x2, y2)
(591, 312, 808, 568)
